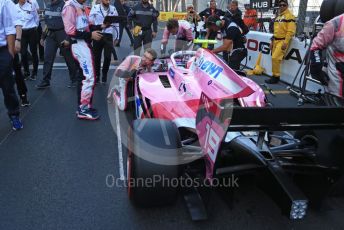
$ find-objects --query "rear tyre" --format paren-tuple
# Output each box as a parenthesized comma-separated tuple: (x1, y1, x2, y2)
(320, 0, 337, 22)
(127, 119, 182, 207)
(334, 0, 344, 21)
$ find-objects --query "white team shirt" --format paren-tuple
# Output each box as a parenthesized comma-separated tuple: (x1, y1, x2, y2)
(89, 4, 119, 39)
(15, 0, 39, 29)
(0, 0, 16, 46)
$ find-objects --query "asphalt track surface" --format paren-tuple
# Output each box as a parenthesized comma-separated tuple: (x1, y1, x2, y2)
(1, 31, 344, 230)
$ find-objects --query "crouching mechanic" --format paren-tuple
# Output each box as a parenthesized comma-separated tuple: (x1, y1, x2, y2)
(161, 19, 194, 53)
(207, 15, 247, 71)
(109, 48, 157, 110)
(62, 0, 103, 120)
(310, 13, 344, 103)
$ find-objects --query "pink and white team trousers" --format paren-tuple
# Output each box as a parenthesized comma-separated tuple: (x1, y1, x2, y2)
(71, 39, 96, 107)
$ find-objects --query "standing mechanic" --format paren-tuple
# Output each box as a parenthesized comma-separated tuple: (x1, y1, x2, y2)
(0, 0, 23, 130)
(199, 0, 225, 24)
(36, 0, 78, 89)
(16, 0, 40, 80)
(225, 0, 242, 19)
(62, 0, 103, 120)
(266, 0, 296, 84)
(200, 0, 225, 43)
(89, 0, 119, 84)
(243, 3, 258, 30)
(310, 13, 344, 102)
(116, 0, 134, 47)
(37, 21, 44, 62)
(185, 4, 201, 38)
(13, 4, 30, 106)
(109, 48, 157, 111)
(128, 0, 159, 56)
(207, 15, 247, 71)
(161, 19, 194, 53)
(224, 2, 248, 64)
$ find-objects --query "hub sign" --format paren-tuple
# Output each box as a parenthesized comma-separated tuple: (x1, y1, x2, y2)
(250, 0, 271, 11)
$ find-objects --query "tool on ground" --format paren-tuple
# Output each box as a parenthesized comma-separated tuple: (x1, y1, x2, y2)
(260, 83, 276, 96)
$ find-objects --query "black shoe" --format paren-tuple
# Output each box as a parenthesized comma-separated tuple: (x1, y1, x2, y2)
(36, 80, 50, 89)
(265, 77, 280, 84)
(20, 94, 30, 107)
(101, 74, 107, 84)
(24, 71, 30, 80)
(29, 72, 37, 81)
(115, 43, 120, 47)
(95, 77, 100, 85)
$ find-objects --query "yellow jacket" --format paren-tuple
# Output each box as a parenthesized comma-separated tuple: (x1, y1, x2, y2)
(273, 9, 296, 44)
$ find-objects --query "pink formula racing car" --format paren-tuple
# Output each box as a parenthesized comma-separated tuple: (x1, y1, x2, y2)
(111, 48, 344, 221)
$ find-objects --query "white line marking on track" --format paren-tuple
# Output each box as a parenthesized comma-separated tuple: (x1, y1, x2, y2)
(115, 106, 125, 181)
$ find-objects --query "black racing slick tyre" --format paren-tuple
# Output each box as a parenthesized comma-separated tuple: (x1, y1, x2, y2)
(334, 0, 344, 20)
(320, 0, 337, 22)
(319, 0, 344, 23)
(127, 119, 182, 207)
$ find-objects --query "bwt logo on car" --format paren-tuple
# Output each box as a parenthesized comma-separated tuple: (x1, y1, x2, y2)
(197, 57, 223, 79)
(82, 61, 89, 75)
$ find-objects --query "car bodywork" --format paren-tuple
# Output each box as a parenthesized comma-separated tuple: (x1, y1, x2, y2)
(130, 49, 266, 128)
(112, 48, 344, 221)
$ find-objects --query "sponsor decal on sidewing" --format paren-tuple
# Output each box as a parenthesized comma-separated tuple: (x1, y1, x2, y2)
(196, 56, 224, 79)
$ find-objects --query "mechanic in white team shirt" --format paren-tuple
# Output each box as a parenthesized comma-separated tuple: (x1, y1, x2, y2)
(16, 0, 40, 80)
(12, 3, 31, 107)
(89, 0, 119, 84)
(0, 0, 24, 130)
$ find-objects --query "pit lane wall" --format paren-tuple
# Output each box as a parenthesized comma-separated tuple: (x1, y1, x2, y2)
(244, 31, 322, 92)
